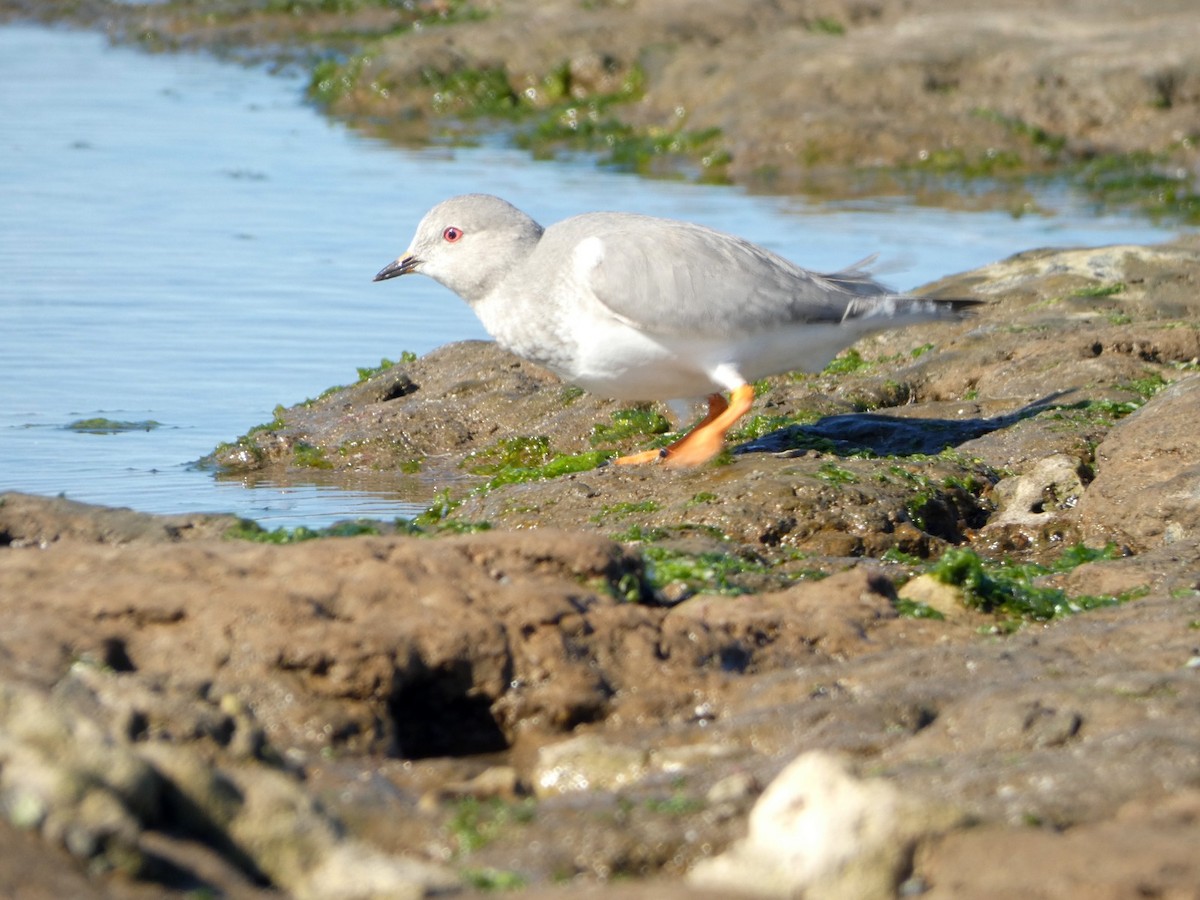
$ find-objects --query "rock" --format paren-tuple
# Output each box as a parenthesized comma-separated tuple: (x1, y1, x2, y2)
(301, 842, 461, 900)
(916, 790, 1200, 899)
(897, 573, 965, 619)
(140, 742, 462, 898)
(0, 681, 162, 876)
(988, 453, 1085, 528)
(0, 491, 241, 547)
(1076, 375, 1200, 551)
(662, 569, 901, 666)
(689, 751, 958, 900)
(533, 735, 650, 796)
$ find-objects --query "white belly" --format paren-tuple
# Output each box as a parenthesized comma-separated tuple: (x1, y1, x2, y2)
(567, 318, 866, 402)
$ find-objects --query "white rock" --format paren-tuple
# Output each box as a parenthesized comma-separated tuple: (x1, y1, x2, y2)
(689, 751, 950, 900)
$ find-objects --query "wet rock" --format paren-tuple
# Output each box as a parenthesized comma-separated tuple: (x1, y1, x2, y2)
(205, 340, 620, 477)
(0, 491, 241, 547)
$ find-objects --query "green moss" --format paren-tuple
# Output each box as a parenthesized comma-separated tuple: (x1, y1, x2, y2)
(591, 500, 661, 522)
(356, 357, 395, 382)
(972, 108, 1067, 155)
(814, 462, 858, 485)
(461, 868, 527, 892)
(643, 790, 705, 816)
(226, 518, 380, 543)
(910, 342, 936, 358)
(642, 546, 768, 595)
(927, 544, 1132, 622)
(1049, 398, 1141, 426)
(412, 488, 462, 526)
(894, 599, 945, 620)
(422, 66, 521, 116)
(292, 441, 333, 469)
(590, 407, 672, 447)
(905, 491, 936, 530)
(881, 547, 924, 565)
(608, 126, 730, 179)
(807, 16, 845, 35)
(482, 449, 613, 490)
(448, 797, 536, 856)
(252, 406, 290, 435)
(822, 348, 869, 375)
(1071, 282, 1125, 298)
(1077, 151, 1200, 223)
(559, 385, 585, 405)
(464, 436, 554, 475)
(611, 523, 670, 543)
(65, 418, 161, 433)
(728, 413, 806, 442)
(910, 146, 1025, 178)
(1120, 371, 1169, 399)
(509, 65, 730, 181)
(309, 55, 366, 106)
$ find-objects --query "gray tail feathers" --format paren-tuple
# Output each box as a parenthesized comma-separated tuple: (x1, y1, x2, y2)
(824, 259, 983, 314)
(841, 293, 983, 324)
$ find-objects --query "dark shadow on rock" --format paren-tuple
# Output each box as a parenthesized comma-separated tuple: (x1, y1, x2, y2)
(387, 661, 511, 760)
(736, 394, 1070, 459)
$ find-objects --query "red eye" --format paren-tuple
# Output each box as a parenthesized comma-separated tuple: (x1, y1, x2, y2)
(442, 226, 463, 243)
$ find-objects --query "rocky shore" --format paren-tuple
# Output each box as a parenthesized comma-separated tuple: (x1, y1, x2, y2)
(6, 0, 1199, 217)
(2, 1, 1200, 898)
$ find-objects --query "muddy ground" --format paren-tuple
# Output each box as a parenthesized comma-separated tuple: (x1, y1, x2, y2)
(2, 1, 1200, 898)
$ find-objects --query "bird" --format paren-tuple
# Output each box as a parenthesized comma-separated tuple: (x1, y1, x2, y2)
(374, 194, 975, 467)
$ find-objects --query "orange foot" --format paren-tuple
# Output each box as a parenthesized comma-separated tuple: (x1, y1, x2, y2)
(613, 385, 754, 468)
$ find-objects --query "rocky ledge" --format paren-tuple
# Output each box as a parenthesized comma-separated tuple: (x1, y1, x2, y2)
(2, 239, 1199, 898)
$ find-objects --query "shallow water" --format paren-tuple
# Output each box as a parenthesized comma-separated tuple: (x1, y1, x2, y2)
(0, 24, 1182, 527)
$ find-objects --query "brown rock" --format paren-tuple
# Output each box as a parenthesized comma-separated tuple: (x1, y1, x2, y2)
(1077, 375, 1200, 551)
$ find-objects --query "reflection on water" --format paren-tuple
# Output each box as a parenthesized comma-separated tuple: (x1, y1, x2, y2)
(0, 24, 1182, 527)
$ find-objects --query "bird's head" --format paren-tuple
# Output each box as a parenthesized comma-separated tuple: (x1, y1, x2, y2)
(374, 194, 544, 305)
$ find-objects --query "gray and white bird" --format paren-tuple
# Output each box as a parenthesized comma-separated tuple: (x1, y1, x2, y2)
(375, 194, 973, 466)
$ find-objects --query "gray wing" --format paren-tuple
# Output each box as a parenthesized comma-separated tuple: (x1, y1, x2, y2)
(555, 213, 894, 338)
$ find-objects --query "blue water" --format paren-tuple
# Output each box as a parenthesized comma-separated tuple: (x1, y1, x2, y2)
(0, 24, 1183, 527)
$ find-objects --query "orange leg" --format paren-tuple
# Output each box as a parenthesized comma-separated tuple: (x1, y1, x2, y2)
(613, 386, 754, 468)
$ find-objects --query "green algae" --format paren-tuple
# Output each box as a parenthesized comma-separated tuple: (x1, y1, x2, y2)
(641, 546, 772, 596)
(463, 436, 554, 475)
(226, 518, 381, 543)
(66, 418, 162, 434)
(927, 543, 1136, 624)
(292, 441, 333, 469)
(448, 797, 537, 857)
(822, 348, 869, 375)
(902, 109, 1200, 224)
(591, 500, 661, 523)
(355, 352, 415, 382)
(589, 407, 672, 447)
